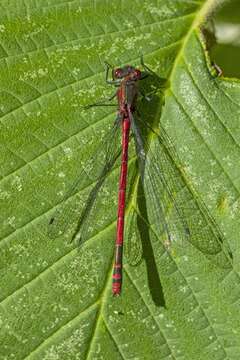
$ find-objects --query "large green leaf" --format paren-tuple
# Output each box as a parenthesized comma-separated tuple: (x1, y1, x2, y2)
(1, 1, 240, 359)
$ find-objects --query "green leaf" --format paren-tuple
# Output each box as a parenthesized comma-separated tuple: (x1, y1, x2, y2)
(1, 1, 240, 359)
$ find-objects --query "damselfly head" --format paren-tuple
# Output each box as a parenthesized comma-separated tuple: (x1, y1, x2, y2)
(113, 66, 142, 80)
(113, 67, 124, 79)
(132, 68, 142, 79)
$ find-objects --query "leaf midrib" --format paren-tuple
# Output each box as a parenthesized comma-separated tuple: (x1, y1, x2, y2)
(168, 0, 217, 87)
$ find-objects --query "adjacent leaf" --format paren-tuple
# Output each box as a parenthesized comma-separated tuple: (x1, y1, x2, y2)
(1, 1, 240, 359)
(211, 0, 240, 77)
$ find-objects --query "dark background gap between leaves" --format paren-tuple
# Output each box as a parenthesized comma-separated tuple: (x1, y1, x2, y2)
(211, 0, 240, 78)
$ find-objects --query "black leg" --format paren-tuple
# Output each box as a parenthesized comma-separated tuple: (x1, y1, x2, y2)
(104, 61, 121, 85)
(84, 92, 117, 109)
(139, 89, 151, 102)
(140, 54, 155, 75)
(139, 73, 149, 81)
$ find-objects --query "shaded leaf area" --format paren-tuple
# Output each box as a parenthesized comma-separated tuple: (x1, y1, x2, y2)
(1, 1, 240, 360)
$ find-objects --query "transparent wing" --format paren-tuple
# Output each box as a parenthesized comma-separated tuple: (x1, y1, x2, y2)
(48, 118, 122, 244)
(131, 113, 232, 269)
(125, 207, 143, 266)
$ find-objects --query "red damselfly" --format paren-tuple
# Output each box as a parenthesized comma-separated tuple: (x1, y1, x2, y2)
(48, 56, 232, 296)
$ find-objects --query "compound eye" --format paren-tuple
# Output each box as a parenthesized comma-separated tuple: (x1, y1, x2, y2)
(114, 68, 123, 78)
(134, 69, 141, 78)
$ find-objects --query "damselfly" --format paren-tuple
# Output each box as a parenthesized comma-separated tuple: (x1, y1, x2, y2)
(49, 57, 232, 296)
